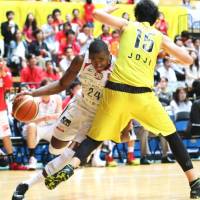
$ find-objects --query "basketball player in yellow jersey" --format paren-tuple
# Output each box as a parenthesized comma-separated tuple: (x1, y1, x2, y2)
(44, 1, 200, 198)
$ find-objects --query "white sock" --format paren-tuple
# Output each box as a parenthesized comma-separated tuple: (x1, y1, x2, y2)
(93, 148, 101, 160)
(108, 141, 115, 157)
(23, 171, 44, 187)
(45, 148, 75, 175)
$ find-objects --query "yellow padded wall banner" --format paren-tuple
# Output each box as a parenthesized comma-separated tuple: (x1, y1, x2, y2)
(0, 1, 188, 39)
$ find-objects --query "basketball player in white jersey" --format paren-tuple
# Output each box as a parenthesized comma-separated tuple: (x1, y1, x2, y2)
(12, 39, 134, 200)
(22, 78, 62, 169)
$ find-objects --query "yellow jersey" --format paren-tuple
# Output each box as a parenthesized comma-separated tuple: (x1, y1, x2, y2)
(110, 21, 163, 89)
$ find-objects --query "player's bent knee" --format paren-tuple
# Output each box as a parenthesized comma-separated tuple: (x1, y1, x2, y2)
(49, 142, 66, 155)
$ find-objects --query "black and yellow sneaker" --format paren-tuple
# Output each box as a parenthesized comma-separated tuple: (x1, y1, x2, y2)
(190, 178, 200, 199)
(45, 164, 74, 190)
(12, 183, 29, 200)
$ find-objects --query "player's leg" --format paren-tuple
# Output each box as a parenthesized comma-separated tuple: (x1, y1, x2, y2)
(133, 92, 200, 198)
(12, 144, 76, 200)
(23, 123, 38, 169)
(126, 139, 139, 165)
(12, 104, 93, 198)
(0, 110, 27, 170)
(48, 100, 82, 155)
(91, 145, 106, 167)
(44, 89, 132, 189)
(104, 141, 118, 167)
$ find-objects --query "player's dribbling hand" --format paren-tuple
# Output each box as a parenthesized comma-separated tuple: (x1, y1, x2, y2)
(14, 91, 33, 101)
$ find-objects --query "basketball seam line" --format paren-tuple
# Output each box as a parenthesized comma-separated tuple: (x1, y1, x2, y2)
(13, 97, 37, 121)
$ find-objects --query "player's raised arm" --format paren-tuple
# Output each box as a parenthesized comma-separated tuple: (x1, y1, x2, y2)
(18, 55, 84, 98)
(161, 35, 193, 66)
(92, 6, 128, 30)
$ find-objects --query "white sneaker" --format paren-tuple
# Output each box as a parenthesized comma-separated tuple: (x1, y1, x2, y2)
(92, 157, 106, 167)
(92, 153, 106, 167)
(28, 156, 37, 170)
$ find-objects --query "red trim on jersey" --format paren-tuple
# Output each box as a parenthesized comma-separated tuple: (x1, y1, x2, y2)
(83, 63, 91, 70)
(0, 72, 12, 111)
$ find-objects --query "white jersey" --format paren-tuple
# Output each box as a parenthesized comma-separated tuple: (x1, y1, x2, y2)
(78, 52, 113, 112)
(53, 53, 114, 143)
(36, 94, 61, 126)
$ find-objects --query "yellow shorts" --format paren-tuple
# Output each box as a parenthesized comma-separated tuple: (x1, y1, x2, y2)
(88, 88, 176, 143)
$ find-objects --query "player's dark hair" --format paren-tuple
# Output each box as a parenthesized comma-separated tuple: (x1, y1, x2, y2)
(134, 0, 159, 26)
(89, 39, 109, 55)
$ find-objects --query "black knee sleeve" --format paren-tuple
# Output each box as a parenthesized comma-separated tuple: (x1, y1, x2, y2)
(165, 132, 193, 172)
(74, 137, 102, 165)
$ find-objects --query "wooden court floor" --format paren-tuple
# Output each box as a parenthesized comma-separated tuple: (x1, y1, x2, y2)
(1, 161, 200, 200)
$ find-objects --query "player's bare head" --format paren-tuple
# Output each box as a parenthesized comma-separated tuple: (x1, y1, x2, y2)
(89, 39, 111, 72)
(134, 0, 159, 26)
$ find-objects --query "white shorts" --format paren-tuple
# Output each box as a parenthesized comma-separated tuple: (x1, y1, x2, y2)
(0, 110, 11, 139)
(23, 124, 54, 145)
(53, 98, 95, 143)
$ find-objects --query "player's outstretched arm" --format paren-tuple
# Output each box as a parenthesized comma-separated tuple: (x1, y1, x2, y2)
(161, 35, 193, 66)
(17, 55, 84, 98)
(92, 6, 128, 30)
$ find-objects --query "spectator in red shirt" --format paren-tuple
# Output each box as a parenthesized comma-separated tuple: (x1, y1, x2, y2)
(23, 13, 38, 44)
(52, 9, 64, 33)
(155, 12, 168, 35)
(72, 9, 83, 29)
(43, 60, 60, 81)
(99, 24, 112, 46)
(56, 22, 72, 56)
(84, 0, 95, 27)
(20, 54, 43, 88)
(58, 29, 80, 56)
(62, 81, 81, 109)
(0, 57, 27, 170)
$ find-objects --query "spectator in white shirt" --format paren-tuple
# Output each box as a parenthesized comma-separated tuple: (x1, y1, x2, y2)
(157, 57, 177, 90)
(42, 14, 59, 54)
(77, 24, 93, 54)
(186, 50, 200, 87)
(59, 46, 74, 73)
(170, 87, 192, 119)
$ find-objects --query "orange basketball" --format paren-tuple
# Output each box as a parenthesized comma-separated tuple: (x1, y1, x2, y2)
(12, 95, 39, 122)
